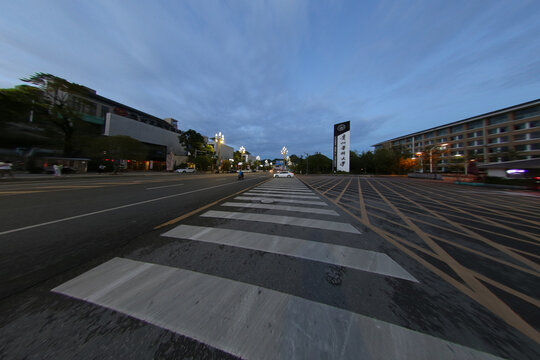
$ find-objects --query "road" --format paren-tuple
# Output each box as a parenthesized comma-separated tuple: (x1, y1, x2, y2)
(0, 172, 268, 299)
(0, 174, 539, 359)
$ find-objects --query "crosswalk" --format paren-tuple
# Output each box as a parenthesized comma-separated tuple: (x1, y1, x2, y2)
(52, 178, 502, 359)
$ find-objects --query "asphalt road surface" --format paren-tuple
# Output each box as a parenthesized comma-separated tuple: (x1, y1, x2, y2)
(0, 174, 539, 359)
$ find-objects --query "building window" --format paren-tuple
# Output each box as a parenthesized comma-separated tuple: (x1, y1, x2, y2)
(451, 135, 463, 140)
(488, 114, 508, 125)
(531, 131, 540, 139)
(437, 129, 449, 136)
(101, 106, 110, 118)
(514, 105, 540, 120)
(425, 131, 434, 138)
(488, 127, 507, 135)
(514, 134, 527, 141)
(515, 144, 528, 151)
(530, 120, 539, 128)
(532, 143, 540, 150)
(514, 123, 527, 130)
(468, 120, 483, 129)
(468, 130, 483, 138)
(451, 124, 464, 133)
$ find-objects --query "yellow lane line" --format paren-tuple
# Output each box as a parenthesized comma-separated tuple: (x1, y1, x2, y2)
(366, 179, 540, 343)
(412, 181, 540, 213)
(333, 178, 352, 204)
(361, 199, 540, 249)
(474, 273, 540, 308)
(408, 183, 540, 230)
(0, 191, 44, 195)
(322, 178, 345, 195)
(374, 179, 540, 274)
(360, 208, 540, 277)
(154, 179, 270, 230)
(310, 177, 339, 192)
(357, 177, 369, 223)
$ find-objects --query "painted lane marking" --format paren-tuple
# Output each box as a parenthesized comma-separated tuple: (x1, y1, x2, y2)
(250, 189, 315, 195)
(256, 186, 312, 191)
(52, 257, 502, 360)
(234, 196, 328, 206)
(221, 202, 339, 216)
(244, 191, 320, 199)
(162, 225, 417, 281)
(146, 183, 184, 190)
(201, 210, 361, 234)
(0, 178, 263, 236)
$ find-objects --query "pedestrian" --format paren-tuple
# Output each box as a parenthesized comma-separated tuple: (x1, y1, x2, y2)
(53, 163, 63, 177)
(98, 164, 105, 174)
(0, 161, 14, 178)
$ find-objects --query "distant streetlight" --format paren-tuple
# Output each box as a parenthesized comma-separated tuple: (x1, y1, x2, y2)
(455, 154, 467, 175)
(430, 143, 448, 173)
(214, 131, 225, 172)
(239, 146, 247, 168)
(281, 146, 288, 170)
(415, 152, 423, 173)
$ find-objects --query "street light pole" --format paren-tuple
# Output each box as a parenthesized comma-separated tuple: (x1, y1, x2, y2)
(215, 131, 224, 172)
(429, 143, 448, 173)
(281, 146, 288, 171)
(239, 146, 246, 170)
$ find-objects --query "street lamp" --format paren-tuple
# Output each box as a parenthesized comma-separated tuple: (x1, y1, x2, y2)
(455, 154, 467, 175)
(429, 143, 448, 173)
(415, 152, 424, 173)
(239, 146, 246, 169)
(281, 146, 288, 170)
(214, 131, 224, 172)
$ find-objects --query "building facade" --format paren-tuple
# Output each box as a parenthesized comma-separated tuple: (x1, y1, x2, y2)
(373, 99, 540, 171)
(70, 88, 188, 170)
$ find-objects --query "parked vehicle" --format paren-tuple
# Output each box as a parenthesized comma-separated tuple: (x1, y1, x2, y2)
(274, 171, 294, 178)
(175, 168, 196, 173)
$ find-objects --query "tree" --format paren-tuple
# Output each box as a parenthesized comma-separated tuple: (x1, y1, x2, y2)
(373, 146, 412, 174)
(221, 159, 231, 172)
(178, 129, 207, 161)
(307, 153, 332, 173)
(21, 73, 94, 156)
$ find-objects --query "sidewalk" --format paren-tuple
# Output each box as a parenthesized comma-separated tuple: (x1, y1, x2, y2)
(1, 171, 187, 182)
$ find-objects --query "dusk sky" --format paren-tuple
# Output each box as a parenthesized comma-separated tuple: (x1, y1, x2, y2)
(1, 0, 540, 159)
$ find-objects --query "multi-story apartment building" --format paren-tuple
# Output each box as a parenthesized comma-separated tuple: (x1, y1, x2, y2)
(373, 99, 540, 171)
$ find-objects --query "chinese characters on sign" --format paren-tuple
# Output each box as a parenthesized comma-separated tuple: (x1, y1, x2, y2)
(333, 121, 350, 172)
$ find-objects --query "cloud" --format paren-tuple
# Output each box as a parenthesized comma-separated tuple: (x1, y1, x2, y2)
(1, 0, 539, 159)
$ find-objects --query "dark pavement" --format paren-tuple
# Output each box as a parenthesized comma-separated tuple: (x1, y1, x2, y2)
(0, 175, 538, 359)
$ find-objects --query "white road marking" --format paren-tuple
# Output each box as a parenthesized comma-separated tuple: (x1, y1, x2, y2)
(221, 202, 339, 216)
(201, 210, 361, 234)
(162, 225, 418, 281)
(255, 189, 313, 194)
(244, 191, 320, 199)
(256, 186, 312, 192)
(235, 196, 328, 206)
(53, 257, 502, 360)
(0, 179, 261, 236)
(146, 183, 184, 190)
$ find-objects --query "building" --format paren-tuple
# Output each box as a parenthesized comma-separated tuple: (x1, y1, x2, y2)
(373, 99, 540, 172)
(67, 87, 188, 171)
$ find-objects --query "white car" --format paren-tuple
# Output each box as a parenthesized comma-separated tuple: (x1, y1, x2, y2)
(175, 168, 196, 173)
(274, 171, 294, 178)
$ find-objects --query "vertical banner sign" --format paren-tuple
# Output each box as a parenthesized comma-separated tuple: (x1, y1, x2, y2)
(333, 121, 350, 172)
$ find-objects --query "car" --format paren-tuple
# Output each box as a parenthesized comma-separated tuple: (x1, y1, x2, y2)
(175, 168, 196, 173)
(274, 171, 294, 178)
